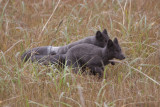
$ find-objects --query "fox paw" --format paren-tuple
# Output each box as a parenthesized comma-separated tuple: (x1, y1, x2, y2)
(111, 62, 115, 65)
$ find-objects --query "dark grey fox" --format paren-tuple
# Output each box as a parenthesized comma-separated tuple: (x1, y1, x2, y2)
(31, 38, 125, 78)
(21, 29, 110, 62)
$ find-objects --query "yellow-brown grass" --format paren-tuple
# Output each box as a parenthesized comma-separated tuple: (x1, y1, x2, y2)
(0, 0, 160, 107)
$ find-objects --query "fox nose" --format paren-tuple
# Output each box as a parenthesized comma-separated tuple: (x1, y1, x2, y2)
(123, 56, 125, 59)
(120, 54, 125, 60)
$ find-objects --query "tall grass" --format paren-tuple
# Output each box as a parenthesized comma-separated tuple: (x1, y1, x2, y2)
(0, 0, 160, 106)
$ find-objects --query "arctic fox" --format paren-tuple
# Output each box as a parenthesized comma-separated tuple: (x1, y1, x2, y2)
(21, 29, 110, 62)
(31, 38, 125, 78)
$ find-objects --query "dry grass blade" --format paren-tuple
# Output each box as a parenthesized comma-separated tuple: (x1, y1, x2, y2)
(0, 40, 23, 58)
(77, 84, 85, 107)
(110, 60, 160, 86)
(38, 0, 61, 40)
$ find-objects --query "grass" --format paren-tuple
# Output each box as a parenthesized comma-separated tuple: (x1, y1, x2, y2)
(0, 0, 160, 106)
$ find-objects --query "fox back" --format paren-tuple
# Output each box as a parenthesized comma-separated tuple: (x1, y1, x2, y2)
(56, 29, 110, 54)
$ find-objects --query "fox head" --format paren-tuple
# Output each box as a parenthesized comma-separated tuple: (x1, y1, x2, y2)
(107, 38, 125, 60)
(94, 29, 110, 47)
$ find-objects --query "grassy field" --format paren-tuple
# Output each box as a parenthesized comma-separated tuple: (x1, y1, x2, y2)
(0, 0, 160, 106)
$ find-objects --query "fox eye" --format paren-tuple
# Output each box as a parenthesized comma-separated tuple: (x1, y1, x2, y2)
(116, 50, 119, 52)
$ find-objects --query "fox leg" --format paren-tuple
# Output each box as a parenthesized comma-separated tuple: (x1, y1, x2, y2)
(89, 66, 104, 78)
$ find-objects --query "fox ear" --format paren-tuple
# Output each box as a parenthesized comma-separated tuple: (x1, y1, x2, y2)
(107, 39, 114, 48)
(96, 31, 103, 40)
(102, 29, 108, 35)
(113, 38, 118, 44)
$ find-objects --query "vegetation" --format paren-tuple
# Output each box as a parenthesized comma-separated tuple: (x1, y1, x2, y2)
(0, 0, 159, 106)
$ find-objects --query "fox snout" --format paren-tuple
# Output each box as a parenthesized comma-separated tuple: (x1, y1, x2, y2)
(117, 53, 125, 60)
(120, 54, 125, 60)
